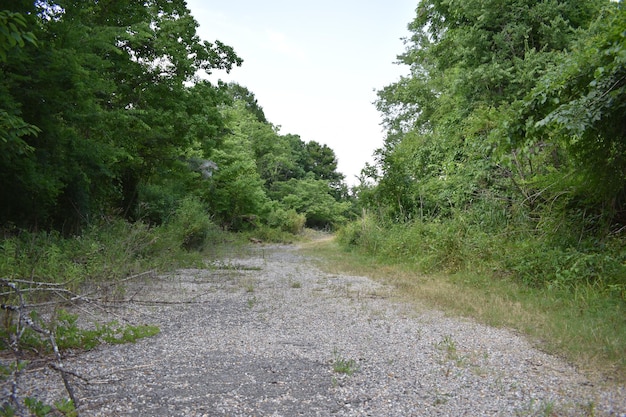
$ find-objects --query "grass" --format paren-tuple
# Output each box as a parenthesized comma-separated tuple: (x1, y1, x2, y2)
(331, 349, 359, 376)
(300, 237, 626, 383)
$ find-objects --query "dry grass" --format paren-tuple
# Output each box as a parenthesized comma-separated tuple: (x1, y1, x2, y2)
(299, 237, 626, 383)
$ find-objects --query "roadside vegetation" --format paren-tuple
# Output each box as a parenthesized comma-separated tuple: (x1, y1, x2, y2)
(318, 0, 626, 382)
(0, 1, 352, 414)
(303, 235, 625, 383)
(1, 0, 625, 413)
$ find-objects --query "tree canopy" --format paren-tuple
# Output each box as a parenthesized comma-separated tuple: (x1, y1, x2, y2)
(352, 0, 625, 290)
(0, 1, 350, 233)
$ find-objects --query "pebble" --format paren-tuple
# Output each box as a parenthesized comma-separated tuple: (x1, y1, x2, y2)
(9, 244, 626, 416)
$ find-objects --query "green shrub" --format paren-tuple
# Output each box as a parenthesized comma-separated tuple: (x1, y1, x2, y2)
(339, 212, 625, 294)
(166, 197, 220, 251)
(135, 182, 181, 225)
(249, 225, 296, 243)
(0, 309, 159, 353)
(499, 238, 626, 291)
(336, 214, 381, 251)
(265, 208, 306, 234)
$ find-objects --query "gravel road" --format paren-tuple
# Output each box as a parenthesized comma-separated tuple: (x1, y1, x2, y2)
(18, 243, 626, 416)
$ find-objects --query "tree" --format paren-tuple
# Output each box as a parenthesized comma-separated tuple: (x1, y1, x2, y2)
(529, 3, 626, 224)
(273, 178, 351, 229)
(205, 102, 269, 230)
(223, 83, 268, 123)
(368, 0, 606, 224)
(0, 0, 241, 230)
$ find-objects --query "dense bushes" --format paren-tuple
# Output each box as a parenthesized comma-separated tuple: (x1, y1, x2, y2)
(346, 0, 625, 301)
(339, 210, 626, 297)
(0, 210, 226, 288)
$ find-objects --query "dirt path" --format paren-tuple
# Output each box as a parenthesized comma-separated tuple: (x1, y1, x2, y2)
(21, 244, 626, 416)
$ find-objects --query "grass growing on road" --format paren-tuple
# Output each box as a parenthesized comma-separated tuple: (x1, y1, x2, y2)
(331, 349, 359, 376)
(300, 237, 626, 383)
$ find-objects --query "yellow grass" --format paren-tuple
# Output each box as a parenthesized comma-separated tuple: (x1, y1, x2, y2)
(299, 236, 626, 384)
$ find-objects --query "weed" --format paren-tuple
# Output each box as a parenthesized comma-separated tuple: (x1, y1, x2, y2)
(208, 261, 262, 271)
(302, 237, 626, 381)
(331, 349, 359, 376)
(515, 399, 558, 417)
(540, 400, 556, 417)
(290, 280, 302, 289)
(436, 335, 458, 359)
(0, 309, 159, 353)
(247, 296, 257, 309)
(432, 391, 451, 406)
(436, 334, 472, 369)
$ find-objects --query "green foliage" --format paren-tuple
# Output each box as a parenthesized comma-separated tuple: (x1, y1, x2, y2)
(339, 210, 626, 296)
(265, 207, 306, 234)
(354, 0, 624, 306)
(274, 178, 352, 229)
(24, 397, 51, 417)
(331, 349, 359, 376)
(54, 310, 160, 350)
(135, 181, 183, 225)
(53, 399, 77, 417)
(0, 1, 350, 238)
(205, 98, 350, 232)
(529, 3, 626, 219)
(0, 10, 36, 61)
(165, 196, 219, 251)
(207, 148, 268, 230)
(0, 309, 159, 354)
(0, 0, 240, 230)
(0, 216, 227, 290)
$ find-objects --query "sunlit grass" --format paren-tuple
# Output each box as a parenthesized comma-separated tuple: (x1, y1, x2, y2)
(300, 236, 626, 383)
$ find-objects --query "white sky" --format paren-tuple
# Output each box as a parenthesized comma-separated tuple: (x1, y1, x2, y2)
(185, 0, 416, 185)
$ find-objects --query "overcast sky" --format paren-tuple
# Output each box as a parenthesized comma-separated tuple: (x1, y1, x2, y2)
(185, 0, 416, 185)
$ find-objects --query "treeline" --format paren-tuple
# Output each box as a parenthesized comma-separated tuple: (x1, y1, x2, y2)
(1, 0, 351, 237)
(344, 0, 625, 293)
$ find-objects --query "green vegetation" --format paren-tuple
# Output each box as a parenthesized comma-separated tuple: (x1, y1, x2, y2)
(0, 1, 351, 235)
(304, 235, 625, 381)
(0, 309, 159, 353)
(0, 2, 351, 411)
(331, 349, 359, 376)
(1, 0, 625, 410)
(333, 0, 626, 380)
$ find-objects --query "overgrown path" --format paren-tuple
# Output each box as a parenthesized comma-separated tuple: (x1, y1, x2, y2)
(25, 244, 626, 416)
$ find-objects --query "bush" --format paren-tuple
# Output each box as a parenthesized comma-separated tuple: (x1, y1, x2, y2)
(340, 210, 626, 296)
(166, 197, 220, 251)
(135, 182, 182, 225)
(337, 214, 382, 252)
(265, 208, 306, 234)
(499, 238, 626, 291)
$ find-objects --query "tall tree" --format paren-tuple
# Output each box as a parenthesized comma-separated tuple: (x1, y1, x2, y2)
(0, 0, 241, 230)
(369, 0, 606, 222)
(528, 3, 626, 224)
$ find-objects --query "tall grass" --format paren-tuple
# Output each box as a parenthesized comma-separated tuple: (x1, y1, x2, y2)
(0, 198, 230, 287)
(324, 212, 626, 381)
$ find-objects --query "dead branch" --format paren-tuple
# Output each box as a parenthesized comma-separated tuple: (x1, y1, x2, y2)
(0, 269, 166, 413)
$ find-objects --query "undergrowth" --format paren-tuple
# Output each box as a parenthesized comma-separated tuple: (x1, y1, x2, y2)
(0, 202, 306, 414)
(0, 309, 160, 353)
(308, 216, 626, 381)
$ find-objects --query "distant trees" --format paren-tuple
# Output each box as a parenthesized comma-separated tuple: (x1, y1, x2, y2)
(208, 86, 350, 230)
(0, 1, 350, 233)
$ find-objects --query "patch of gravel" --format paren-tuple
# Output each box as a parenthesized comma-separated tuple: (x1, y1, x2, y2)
(16, 244, 626, 416)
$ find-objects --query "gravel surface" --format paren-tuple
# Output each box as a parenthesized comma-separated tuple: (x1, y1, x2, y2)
(15, 244, 626, 416)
